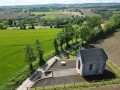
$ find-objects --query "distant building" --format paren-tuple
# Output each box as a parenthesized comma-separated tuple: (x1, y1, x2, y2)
(76, 48, 108, 76)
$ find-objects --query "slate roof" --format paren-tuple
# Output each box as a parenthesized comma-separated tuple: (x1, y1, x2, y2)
(79, 48, 108, 64)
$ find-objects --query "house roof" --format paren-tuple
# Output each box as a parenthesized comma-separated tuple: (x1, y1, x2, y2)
(79, 48, 108, 64)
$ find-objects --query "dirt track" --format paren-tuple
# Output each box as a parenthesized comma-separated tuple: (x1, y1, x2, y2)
(85, 31, 120, 69)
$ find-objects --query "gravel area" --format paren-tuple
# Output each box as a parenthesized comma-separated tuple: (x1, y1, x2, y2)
(49, 60, 76, 71)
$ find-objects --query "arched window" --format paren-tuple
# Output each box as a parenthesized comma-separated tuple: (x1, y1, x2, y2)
(89, 64, 92, 71)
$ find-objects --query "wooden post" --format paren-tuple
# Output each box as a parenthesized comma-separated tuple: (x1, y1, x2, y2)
(52, 71, 54, 78)
(53, 85, 55, 89)
(103, 79, 104, 84)
(43, 86, 44, 90)
(83, 82, 85, 86)
(64, 83, 65, 88)
(74, 82, 75, 87)
(35, 87, 37, 90)
(93, 80, 94, 86)
(112, 78, 114, 83)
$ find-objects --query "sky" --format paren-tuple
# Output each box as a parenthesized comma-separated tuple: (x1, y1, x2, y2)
(0, 0, 120, 6)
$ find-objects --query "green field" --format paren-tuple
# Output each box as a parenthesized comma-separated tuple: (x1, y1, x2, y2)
(41, 15, 56, 19)
(0, 28, 62, 84)
(31, 11, 63, 15)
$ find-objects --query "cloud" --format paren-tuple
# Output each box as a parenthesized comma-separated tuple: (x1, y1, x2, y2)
(0, 0, 120, 6)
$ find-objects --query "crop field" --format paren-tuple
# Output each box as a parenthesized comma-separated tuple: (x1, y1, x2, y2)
(81, 9, 99, 16)
(41, 15, 56, 19)
(41, 14, 71, 19)
(31, 11, 66, 19)
(0, 28, 62, 84)
(56, 14, 71, 18)
(0, 13, 29, 19)
(63, 11, 83, 16)
(85, 31, 120, 69)
(30, 11, 63, 15)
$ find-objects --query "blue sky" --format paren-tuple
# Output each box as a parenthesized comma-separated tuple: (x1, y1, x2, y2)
(0, 0, 120, 6)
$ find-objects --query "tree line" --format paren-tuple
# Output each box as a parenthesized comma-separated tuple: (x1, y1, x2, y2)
(53, 14, 120, 55)
(0, 15, 87, 30)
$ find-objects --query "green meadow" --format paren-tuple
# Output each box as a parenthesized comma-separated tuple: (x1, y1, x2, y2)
(0, 28, 62, 84)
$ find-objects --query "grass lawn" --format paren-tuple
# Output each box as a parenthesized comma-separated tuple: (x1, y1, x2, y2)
(31, 11, 63, 15)
(0, 28, 62, 84)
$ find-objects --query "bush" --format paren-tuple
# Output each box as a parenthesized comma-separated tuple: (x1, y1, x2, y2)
(0, 23, 8, 29)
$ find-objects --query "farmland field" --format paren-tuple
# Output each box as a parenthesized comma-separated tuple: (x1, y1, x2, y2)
(30, 11, 67, 19)
(63, 11, 83, 16)
(85, 31, 120, 69)
(41, 14, 71, 19)
(30, 11, 63, 15)
(81, 9, 99, 16)
(41, 15, 56, 19)
(0, 28, 62, 84)
(0, 13, 29, 19)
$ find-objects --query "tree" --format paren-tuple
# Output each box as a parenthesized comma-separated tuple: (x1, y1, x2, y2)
(86, 16, 103, 29)
(35, 39, 44, 66)
(57, 31, 65, 51)
(7, 19, 13, 27)
(104, 22, 114, 34)
(13, 20, 16, 26)
(24, 44, 36, 72)
(110, 14, 120, 29)
(72, 16, 86, 25)
(19, 21, 26, 29)
(53, 39, 59, 55)
(64, 24, 74, 48)
(43, 19, 48, 26)
(29, 22, 35, 29)
(0, 23, 4, 29)
(55, 18, 62, 28)
(50, 24, 53, 28)
(0, 23, 7, 29)
(73, 25, 80, 43)
(79, 25, 91, 42)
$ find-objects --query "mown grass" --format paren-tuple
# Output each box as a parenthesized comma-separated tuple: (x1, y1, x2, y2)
(0, 28, 62, 84)
(107, 60, 120, 76)
(30, 11, 63, 15)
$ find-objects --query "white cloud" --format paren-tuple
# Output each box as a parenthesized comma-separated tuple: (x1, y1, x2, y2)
(0, 0, 120, 6)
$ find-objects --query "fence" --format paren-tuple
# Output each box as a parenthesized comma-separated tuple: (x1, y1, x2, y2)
(28, 78, 120, 90)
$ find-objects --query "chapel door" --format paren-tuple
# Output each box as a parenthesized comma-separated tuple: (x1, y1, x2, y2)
(78, 60, 80, 69)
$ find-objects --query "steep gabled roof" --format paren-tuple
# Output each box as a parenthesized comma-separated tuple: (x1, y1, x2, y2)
(79, 48, 108, 64)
